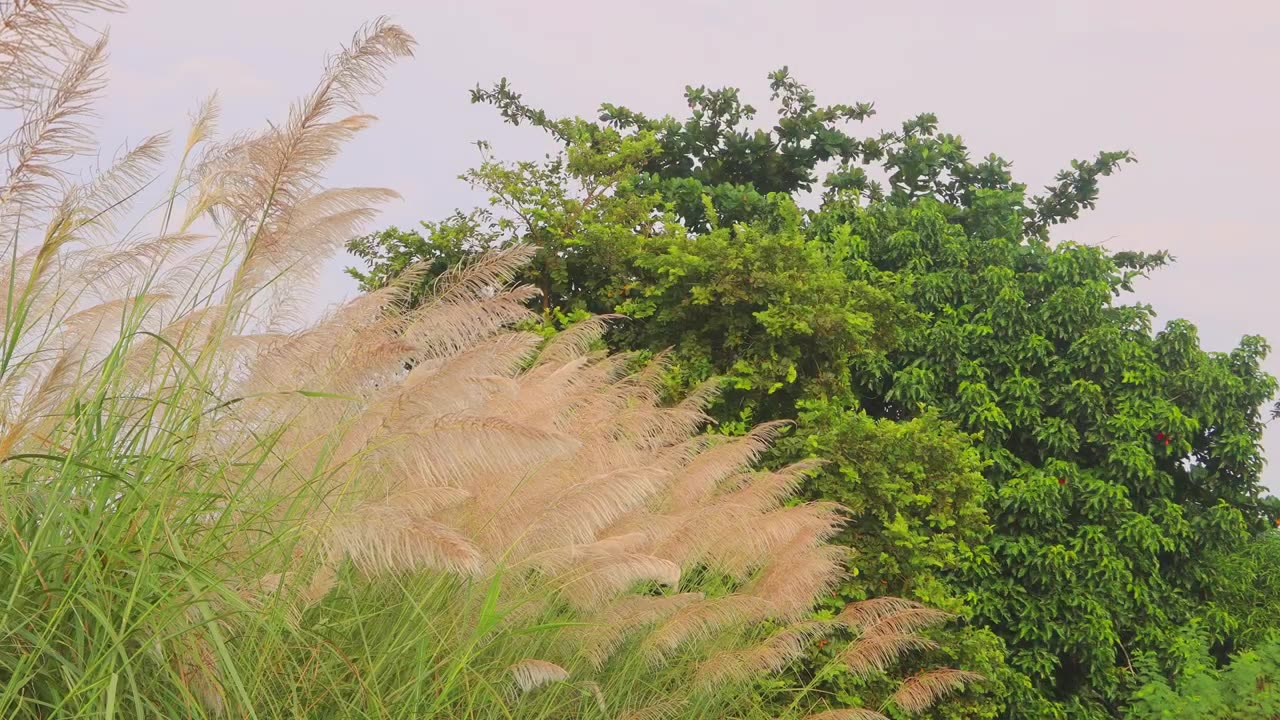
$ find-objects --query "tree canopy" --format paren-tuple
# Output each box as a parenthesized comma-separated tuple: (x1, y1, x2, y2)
(348, 70, 1278, 719)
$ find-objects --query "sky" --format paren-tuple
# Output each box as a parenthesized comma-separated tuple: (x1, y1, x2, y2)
(94, 0, 1280, 490)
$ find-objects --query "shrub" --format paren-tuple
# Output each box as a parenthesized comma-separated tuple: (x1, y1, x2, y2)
(1128, 634, 1280, 719)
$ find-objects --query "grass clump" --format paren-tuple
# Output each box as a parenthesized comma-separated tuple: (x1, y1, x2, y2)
(0, 2, 977, 717)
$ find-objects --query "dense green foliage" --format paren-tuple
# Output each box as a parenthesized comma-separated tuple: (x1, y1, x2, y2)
(1211, 530, 1280, 653)
(349, 72, 1280, 718)
(350, 131, 1011, 718)
(1127, 635, 1280, 719)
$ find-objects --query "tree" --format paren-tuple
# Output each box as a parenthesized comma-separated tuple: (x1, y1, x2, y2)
(817, 191, 1276, 718)
(348, 72, 1278, 718)
(350, 85, 1010, 720)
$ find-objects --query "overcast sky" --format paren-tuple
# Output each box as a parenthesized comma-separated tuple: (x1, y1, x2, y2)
(95, 0, 1280, 490)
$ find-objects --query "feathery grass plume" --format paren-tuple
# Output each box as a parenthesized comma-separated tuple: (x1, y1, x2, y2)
(693, 619, 834, 688)
(0, 2, 980, 718)
(841, 633, 940, 680)
(891, 669, 985, 714)
(859, 607, 955, 638)
(576, 592, 705, 668)
(835, 596, 930, 630)
(508, 658, 570, 694)
(0, 1, 123, 108)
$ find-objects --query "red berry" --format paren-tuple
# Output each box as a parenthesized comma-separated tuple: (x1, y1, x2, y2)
(1058, 477, 1066, 485)
(1156, 432, 1165, 440)
(1165, 439, 1170, 446)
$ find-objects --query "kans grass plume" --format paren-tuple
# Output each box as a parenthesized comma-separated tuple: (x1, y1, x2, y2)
(0, 2, 978, 717)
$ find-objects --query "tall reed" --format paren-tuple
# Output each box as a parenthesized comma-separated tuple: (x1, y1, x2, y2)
(0, 2, 977, 717)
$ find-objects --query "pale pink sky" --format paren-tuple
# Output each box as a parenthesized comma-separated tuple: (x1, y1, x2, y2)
(96, 0, 1280, 489)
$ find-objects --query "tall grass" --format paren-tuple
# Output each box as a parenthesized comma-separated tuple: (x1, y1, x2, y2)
(0, 2, 978, 717)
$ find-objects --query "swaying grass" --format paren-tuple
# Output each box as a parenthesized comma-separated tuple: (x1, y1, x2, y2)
(0, 2, 978, 717)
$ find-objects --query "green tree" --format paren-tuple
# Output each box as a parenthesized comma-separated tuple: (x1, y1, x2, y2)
(816, 193, 1276, 718)
(348, 71, 1278, 719)
(349, 125, 1009, 719)
(1127, 632, 1280, 719)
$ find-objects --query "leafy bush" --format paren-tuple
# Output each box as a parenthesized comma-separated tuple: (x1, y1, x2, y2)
(1128, 634, 1280, 719)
